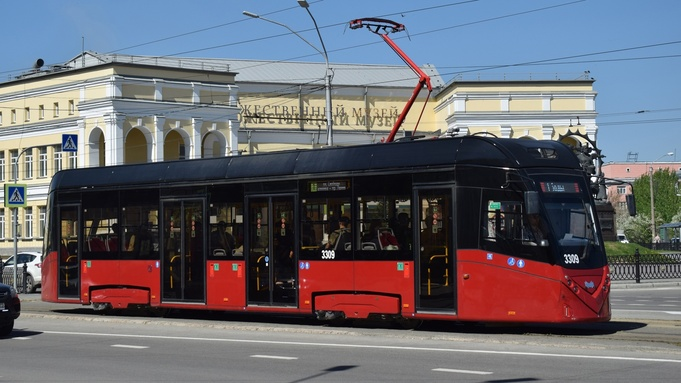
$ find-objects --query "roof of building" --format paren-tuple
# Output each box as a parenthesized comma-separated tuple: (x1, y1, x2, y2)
(59, 51, 446, 89)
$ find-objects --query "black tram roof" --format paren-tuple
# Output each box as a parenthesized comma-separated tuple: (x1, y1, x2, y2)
(50, 136, 581, 191)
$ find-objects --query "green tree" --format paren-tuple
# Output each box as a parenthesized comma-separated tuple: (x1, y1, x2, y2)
(631, 168, 681, 239)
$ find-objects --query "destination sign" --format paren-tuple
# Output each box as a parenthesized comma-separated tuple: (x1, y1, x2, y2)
(309, 180, 350, 192)
(540, 182, 580, 194)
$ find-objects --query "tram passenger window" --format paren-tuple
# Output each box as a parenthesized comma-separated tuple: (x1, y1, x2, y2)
(300, 198, 351, 256)
(121, 189, 160, 260)
(82, 206, 117, 260)
(481, 191, 551, 263)
(327, 216, 351, 250)
(208, 202, 243, 259)
(357, 195, 409, 254)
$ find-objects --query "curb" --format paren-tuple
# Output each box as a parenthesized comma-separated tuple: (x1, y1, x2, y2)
(611, 280, 681, 289)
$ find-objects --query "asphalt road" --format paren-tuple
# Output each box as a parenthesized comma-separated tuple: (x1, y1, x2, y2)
(3, 283, 679, 382)
(5, 307, 681, 382)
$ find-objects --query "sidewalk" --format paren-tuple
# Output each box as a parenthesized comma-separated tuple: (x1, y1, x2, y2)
(611, 279, 681, 289)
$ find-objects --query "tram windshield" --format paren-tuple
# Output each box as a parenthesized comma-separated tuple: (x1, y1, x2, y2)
(542, 197, 602, 268)
(538, 179, 605, 269)
(481, 175, 606, 269)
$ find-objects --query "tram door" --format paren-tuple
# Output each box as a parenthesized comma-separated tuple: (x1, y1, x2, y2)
(161, 199, 205, 302)
(58, 205, 80, 299)
(247, 195, 297, 306)
(416, 188, 456, 311)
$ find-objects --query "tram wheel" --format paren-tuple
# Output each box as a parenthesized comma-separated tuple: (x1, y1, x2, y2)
(147, 307, 171, 317)
(396, 317, 423, 330)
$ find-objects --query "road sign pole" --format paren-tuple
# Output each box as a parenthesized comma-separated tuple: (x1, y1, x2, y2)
(5, 141, 65, 289)
(12, 207, 17, 288)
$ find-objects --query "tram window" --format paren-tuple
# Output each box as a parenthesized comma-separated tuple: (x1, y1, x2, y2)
(300, 198, 351, 252)
(121, 190, 159, 260)
(481, 190, 551, 263)
(59, 207, 79, 262)
(208, 202, 243, 259)
(357, 195, 410, 255)
(82, 207, 117, 260)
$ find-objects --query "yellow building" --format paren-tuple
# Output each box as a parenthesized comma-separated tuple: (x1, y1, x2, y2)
(0, 52, 597, 256)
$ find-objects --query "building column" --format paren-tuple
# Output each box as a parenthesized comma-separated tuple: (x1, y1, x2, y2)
(228, 119, 240, 156)
(500, 125, 512, 138)
(542, 125, 554, 140)
(77, 119, 86, 168)
(154, 116, 165, 162)
(191, 118, 202, 159)
(586, 124, 598, 142)
(106, 113, 126, 166)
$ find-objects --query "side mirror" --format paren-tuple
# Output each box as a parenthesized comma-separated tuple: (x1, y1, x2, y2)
(626, 194, 637, 216)
(525, 191, 541, 215)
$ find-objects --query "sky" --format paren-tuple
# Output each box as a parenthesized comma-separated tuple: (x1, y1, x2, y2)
(1, 0, 679, 163)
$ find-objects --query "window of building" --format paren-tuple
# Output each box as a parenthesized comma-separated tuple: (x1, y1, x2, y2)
(25, 151, 33, 179)
(54, 147, 63, 174)
(626, 168, 630, 173)
(10, 150, 18, 181)
(11, 109, 17, 123)
(0, 151, 4, 182)
(69, 100, 75, 115)
(53, 102, 59, 117)
(24, 107, 30, 122)
(39, 105, 45, 119)
(39, 206, 46, 238)
(25, 207, 33, 239)
(39, 147, 48, 177)
(617, 185, 626, 194)
(0, 209, 5, 240)
(69, 151, 77, 169)
(0, 111, 3, 125)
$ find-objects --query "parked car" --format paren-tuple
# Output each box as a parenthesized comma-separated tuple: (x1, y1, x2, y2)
(1, 252, 42, 293)
(616, 231, 629, 244)
(0, 279, 21, 336)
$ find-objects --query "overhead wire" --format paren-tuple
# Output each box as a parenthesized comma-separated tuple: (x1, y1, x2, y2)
(2, 0, 679, 133)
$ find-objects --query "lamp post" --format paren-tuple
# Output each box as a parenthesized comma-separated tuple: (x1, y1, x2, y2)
(650, 151, 674, 243)
(243, 3, 333, 146)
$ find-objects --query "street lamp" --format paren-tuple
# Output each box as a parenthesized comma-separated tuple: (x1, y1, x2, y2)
(244, 1, 333, 146)
(650, 151, 674, 243)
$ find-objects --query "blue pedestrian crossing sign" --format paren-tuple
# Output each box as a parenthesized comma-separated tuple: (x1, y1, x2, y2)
(62, 134, 78, 152)
(4, 184, 27, 208)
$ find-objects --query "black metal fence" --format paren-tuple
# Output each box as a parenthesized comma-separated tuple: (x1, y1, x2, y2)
(1, 263, 31, 292)
(609, 250, 681, 281)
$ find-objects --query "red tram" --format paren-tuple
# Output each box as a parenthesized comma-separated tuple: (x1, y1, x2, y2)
(41, 136, 610, 324)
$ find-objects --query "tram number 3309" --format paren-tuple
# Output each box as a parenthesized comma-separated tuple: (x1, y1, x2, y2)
(321, 250, 336, 259)
(563, 253, 580, 264)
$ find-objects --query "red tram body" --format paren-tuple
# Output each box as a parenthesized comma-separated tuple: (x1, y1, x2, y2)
(41, 137, 610, 324)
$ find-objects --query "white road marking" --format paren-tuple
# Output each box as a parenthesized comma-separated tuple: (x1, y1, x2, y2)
(614, 309, 681, 315)
(41, 330, 681, 364)
(433, 368, 493, 375)
(251, 354, 298, 360)
(111, 344, 149, 349)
